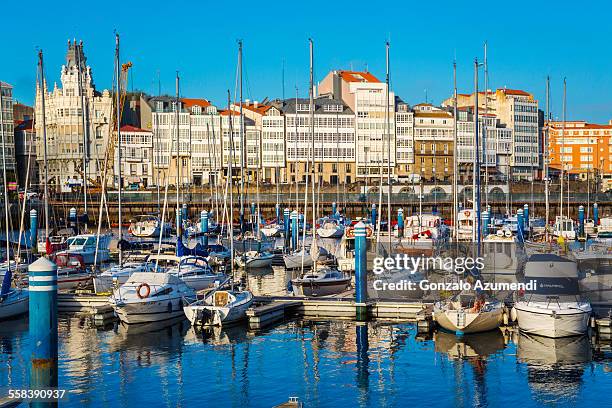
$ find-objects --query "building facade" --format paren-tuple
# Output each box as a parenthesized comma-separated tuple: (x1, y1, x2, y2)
(0, 82, 16, 173)
(114, 125, 154, 187)
(549, 120, 612, 189)
(35, 40, 113, 192)
(412, 104, 454, 182)
(319, 70, 395, 182)
(281, 96, 355, 185)
(14, 119, 38, 188)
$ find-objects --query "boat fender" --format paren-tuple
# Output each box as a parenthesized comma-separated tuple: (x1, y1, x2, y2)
(503, 309, 509, 326)
(510, 307, 517, 322)
(137, 283, 151, 299)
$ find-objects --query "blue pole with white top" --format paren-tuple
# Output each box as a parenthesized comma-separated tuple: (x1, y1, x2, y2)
(332, 202, 337, 218)
(371, 204, 377, 230)
(397, 208, 404, 238)
(182, 203, 188, 225)
(291, 210, 298, 251)
(275, 203, 280, 223)
(578, 205, 585, 237)
(523, 204, 529, 232)
(201, 210, 208, 248)
(29, 257, 58, 406)
(283, 208, 290, 249)
(354, 221, 368, 321)
(30, 209, 38, 252)
(482, 210, 490, 238)
(69, 207, 77, 229)
(594, 203, 599, 227)
(517, 209, 524, 243)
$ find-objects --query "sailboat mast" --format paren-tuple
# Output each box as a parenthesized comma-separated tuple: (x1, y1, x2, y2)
(483, 42, 488, 208)
(39, 51, 50, 240)
(452, 61, 458, 239)
(115, 34, 123, 265)
(294, 86, 299, 210)
(227, 91, 235, 273)
(544, 76, 550, 238)
(474, 58, 481, 244)
(238, 40, 245, 232)
(0, 82, 9, 264)
(560, 78, 565, 220)
(309, 39, 316, 242)
(175, 72, 180, 235)
(76, 43, 89, 219)
(385, 41, 392, 244)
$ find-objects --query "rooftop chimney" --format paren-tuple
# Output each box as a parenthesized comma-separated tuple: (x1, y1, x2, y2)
(254, 101, 258, 108)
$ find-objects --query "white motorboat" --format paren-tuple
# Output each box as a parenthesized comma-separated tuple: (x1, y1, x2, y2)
(56, 234, 112, 264)
(0, 268, 28, 320)
(148, 254, 226, 291)
(50, 253, 92, 290)
(290, 268, 351, 297)
(235, 251, 274, 269)
(283, 247, 329, 270)
(128, 214, 171, 238)
(553, 215, 576, 241)
(513, 253, 591, 338)
(260, 223, 283, 238)
(336, 226, 374, 272)
(316, 219, 344, 238)
(110, 272, 195, 324)
(457, 209, 476, 241)
(183, 288, 254, 326)
(93, 261, 155, 294)
(433, 294, 504, 334)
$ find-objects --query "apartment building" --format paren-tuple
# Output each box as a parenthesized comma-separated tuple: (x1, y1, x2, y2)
(114, 125, 154, 187)
(231, 100, 285, 183)
(394, 99, 415, 177)
(548, 120, 612, 189)
(443, 88, 539, 180)
(319, 70, 395, 182)
(0, 82, 15, 175)
(35, 40, 113, 191)
(412, 104, 454, 181)
(281, 95, 355, 185)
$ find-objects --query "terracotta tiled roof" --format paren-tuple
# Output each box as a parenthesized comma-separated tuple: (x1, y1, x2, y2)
(181, 98, 211, 108)
(237, 102, 273, 115)
(219, 109, 240, 116)
(120, 125, 150, 132)
(338, 70, 380, 83)
(498, 88, 530, 96)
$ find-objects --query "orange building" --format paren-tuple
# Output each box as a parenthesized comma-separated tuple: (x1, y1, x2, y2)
(548, 120, 612, 188)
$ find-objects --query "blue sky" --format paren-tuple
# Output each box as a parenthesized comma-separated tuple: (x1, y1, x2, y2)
(3, 1, 611, 123)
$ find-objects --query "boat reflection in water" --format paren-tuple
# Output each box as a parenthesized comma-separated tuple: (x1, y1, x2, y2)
(517, 333, 592, 404)
(108, 316, 190, 353)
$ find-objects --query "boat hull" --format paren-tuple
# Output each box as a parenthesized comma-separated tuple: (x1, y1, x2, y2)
(291, 278, 351, 297)
(514, 303, 591, 338)
(113, 297, 185, 324)
(184, 298, 253, 326)
(434, 307, 503, 334)
(0, 291, 29, 320)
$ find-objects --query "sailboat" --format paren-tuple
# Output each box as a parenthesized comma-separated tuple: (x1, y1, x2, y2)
(289, 40, 349, 297)
(434, 58, 504, 335)
(183, 278, 254, 326)
(0, 262, 28, 320)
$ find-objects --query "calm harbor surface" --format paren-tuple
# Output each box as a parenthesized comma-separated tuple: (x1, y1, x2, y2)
(1, 311, 611, 407)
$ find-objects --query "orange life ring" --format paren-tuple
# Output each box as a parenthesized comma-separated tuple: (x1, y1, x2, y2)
(137, 283, 151, 299)
(346, 227, 355, 238)
(365, 227, 373, 237)
(463, 210, 470, 217)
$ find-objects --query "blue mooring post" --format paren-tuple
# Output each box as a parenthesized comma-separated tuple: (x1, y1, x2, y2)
(482, 210, 490, 238)
(517, 209, 524, 243)
(371, 204, 377, 230)
(354, 221, 368, 321)
(283, 208, 290, 234)
(332, 201, 337, 218)
(29, 257, 58, 407)
(275, 203, 280, 223)
(291, 210, 298, 251)
(487, 205, 492, 229)
(397, 208, 404, 238)
(69, 207, 77, 229)
(578, 205, 585, 237)
(182, 203, 188, 225)
(201, 210, 209, 248)
(30, 209, 38, 251)
(251, 202, 256, 216)
(523, 204, 529, 231)
(594, 203, 599, 227)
